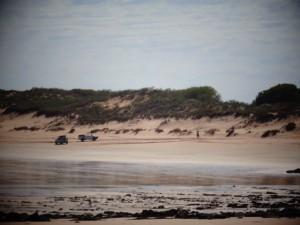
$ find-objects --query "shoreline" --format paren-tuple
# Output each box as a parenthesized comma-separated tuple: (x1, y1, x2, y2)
(2, 218, 300, 225)
(1, 217, 300, 225)
(1, 209, 300, 222)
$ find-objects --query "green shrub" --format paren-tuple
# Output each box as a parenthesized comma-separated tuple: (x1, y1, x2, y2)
(1, 84, 299, 124)
(254, 84, 299, 105)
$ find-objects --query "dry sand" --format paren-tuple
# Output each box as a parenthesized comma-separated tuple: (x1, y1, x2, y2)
(0, 141, 299, 170)
(0, 113, 300, 170)
(0, 113, 300, 144)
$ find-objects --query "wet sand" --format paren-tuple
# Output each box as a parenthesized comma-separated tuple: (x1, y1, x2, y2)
(1, 141, 300, 167)
(1, 218, 300, 225)
(0, 141, 299, 223)
(0, 142, 300, 191)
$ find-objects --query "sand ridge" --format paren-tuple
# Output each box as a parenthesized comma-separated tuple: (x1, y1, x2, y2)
(0, 113, 299, 144)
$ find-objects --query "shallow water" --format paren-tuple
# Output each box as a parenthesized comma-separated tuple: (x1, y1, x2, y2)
(0, 158, 299, 197)
(0, 142, 300, 197)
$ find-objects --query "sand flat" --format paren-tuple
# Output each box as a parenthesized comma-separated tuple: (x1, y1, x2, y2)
(0, 141, 299, 168)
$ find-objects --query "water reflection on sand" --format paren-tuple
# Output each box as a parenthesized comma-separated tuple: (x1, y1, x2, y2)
(0, 159, 299, 196)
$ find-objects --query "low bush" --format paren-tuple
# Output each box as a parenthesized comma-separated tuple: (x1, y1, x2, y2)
(261, 129, 280, 138)
(1, 84, 299, 124)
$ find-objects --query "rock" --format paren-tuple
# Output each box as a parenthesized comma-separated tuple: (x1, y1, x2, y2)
(0, 212, 29, 221)
(270, 202, 290, 208)
(261, 129, 280, 138)
(175, 209, 190, 218)
(227, 203, 248, 208)
(286, 168, 300, 174)
(113, 212, 133, 218)
(104, 211, 115, 217)
(28, 212, 50, 221)
(137, 209, 158, 218)
(278, 208, 300, 217)
(136, 209, 180, 219)
(74, 213, 100, 221)
(284, 122, 296, 132)
(226, 127, 235, 137)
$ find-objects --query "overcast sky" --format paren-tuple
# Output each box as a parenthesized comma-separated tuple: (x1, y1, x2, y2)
(0, 0, 300, 102)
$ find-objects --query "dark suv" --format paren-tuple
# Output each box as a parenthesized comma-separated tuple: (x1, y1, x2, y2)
(55, 135, 68, 145)
(78, 134, 98, 142)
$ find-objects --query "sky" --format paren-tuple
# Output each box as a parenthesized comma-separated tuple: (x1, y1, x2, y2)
(0, 0, 300, 102)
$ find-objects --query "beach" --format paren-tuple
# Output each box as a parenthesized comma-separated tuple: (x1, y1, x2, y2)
(0, 116, 300, 224)
(1, 0, 300, 223)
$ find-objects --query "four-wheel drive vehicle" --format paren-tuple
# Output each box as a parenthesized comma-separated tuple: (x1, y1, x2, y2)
(78, 134, 98, 142)
(55, 135, 68, 145)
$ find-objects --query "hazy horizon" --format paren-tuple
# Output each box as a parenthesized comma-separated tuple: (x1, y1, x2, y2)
(1, 0, 300, 103)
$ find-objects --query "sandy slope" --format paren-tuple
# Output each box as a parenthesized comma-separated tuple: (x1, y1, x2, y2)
(0, 113, 299, 144)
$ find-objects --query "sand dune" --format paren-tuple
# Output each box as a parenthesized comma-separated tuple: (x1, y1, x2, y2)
(0, 113, 299, 144)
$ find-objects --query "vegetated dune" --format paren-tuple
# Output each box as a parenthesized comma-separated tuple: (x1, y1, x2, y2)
(0, 83, 299, 143)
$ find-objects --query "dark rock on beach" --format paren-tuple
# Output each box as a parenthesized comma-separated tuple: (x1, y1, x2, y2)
(227, 203, 248, 208)
(1, 207, 300, 222)
(0, 211, 50, 222)
(73, 213, 102, 221)
(287, 168, 300, 174)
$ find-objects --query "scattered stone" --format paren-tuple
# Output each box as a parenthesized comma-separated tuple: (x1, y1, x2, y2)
(227, 203, 248, 208)
(28, 211, 50, 221)
(1, 207, 300, 222)
(73, 213, 101, 221)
